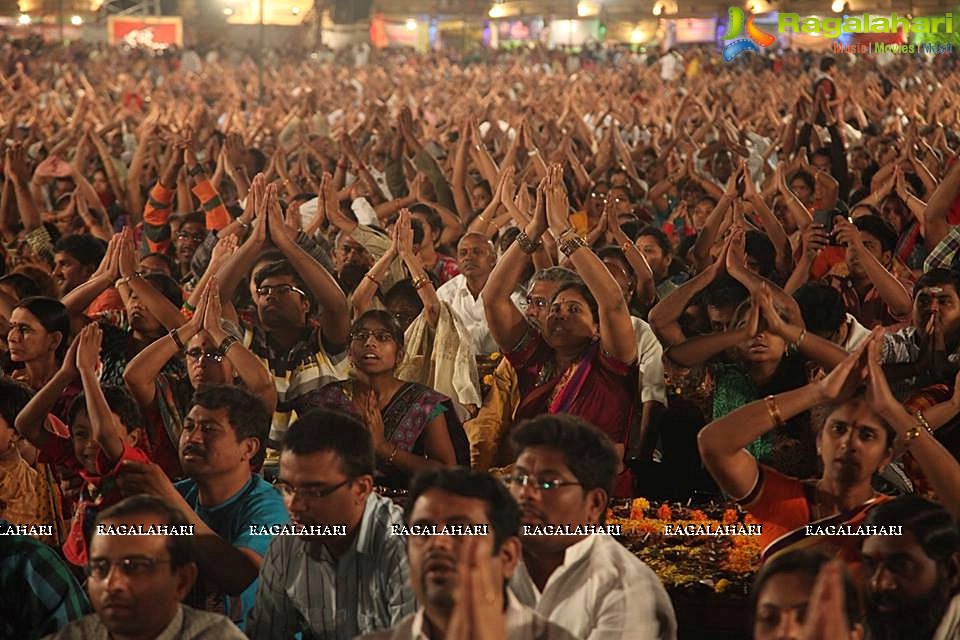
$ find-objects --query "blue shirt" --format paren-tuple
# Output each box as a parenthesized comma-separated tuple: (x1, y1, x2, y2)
(175, 475, 288, 631)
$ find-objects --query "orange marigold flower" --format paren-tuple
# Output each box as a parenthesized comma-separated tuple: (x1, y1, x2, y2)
(629, 497, 649, 520)
(657, 504, 672, 521)
(723, 508, 738, 525)
(689, 509, 708, 522)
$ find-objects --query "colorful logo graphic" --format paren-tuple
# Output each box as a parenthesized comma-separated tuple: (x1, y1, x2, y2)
(721, 7, 776, 62)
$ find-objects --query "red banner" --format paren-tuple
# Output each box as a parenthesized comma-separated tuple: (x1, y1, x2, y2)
(107, 16, 183, 48)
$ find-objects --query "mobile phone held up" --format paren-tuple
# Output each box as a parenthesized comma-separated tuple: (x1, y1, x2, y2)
(812, 210, 851, 245)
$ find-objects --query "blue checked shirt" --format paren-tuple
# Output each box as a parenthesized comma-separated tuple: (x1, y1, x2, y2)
(1, 521, 90, 639)
(245, 492, 416, 640)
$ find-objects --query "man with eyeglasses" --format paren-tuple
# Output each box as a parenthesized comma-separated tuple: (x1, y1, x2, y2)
(506, 414, 677, 640)
(216, 185, 351, 465)
(46, 494, 245, 639)
(359, 467, 577, 640)
(247, 408, 415, 639)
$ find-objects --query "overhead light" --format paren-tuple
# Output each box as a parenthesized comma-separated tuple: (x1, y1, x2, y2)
(831, 0, 846, 12)
(70, 15, 83, 25)
(17, 14, 30, 24)
(631, 26, 644, 43)
(405, 18, 417, 30)
(577, 0, 599, 17)
(291, 6, 300, 14)
(222, 7, 233, 15)
(653, 1, 663, 16)
(489, 3, 506, 18)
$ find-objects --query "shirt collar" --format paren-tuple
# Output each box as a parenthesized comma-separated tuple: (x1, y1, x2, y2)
(153, 604, 185, 640)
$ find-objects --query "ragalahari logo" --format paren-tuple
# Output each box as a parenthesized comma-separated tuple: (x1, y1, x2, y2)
(721, 7, 776, 61)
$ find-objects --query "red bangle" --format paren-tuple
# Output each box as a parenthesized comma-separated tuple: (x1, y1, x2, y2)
(365, 273, 381, 287)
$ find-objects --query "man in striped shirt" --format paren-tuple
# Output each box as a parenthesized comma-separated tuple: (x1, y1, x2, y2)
(246, 409, 416, 639)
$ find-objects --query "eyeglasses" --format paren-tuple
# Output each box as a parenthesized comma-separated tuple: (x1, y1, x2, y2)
(350, 329, 396, 343)
(176, 232, 206, 243)
(503, 473, 583, 492)
(256, 284, 307, 298)
(86, 556, 171, 579)
(186, 348, 224, 362)
(273, 479, 351, 500)
(524, 296, 549, 309)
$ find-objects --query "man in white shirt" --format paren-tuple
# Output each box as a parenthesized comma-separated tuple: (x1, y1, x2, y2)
(505, 414, 678, 640)
(437, 233, 522, 355)
(359, 468, 575, 640)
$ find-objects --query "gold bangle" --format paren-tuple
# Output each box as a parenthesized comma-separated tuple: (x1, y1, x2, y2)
(413, 276, 430, 290)
(387, 443, 400, 465)
(914, 410, 934, 436)
(903, 426, 922, 443)
(477, 214, 488, 224)
(764, 395, 784, 427)
(621, 242, 635, 253)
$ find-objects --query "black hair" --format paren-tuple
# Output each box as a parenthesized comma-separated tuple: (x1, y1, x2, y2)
(140, 252, 178, 276)
(596, 246, 636, 285)
(337, 263, 367, 298)
(551, 281, 599, 324)
(789, 170, 815, 193)
(0, 273, 40, 299)
(618, 214, 642, 241)
(819, 55, 836, 72)
(351, 309, 406, 350)
(636, 226, 673, 258)
(409, 204, 443, 240)
(191, 385, 271, 468)
(915, 268, 960, 298)
(703, 277, 749, 309)
(794, 282, 846, 337)
(744, 230, 777, 279)
(95, 495, 195, 568)
(409, 218, 426, 248)
(498, 226, 521, 253)
(67, 385, 143, 435)
(383, 280, 425, 314)
(510, 414, 619, 498)
(254, 261, 312, 307)
(180, 211, 206, 228)
(812, 146, 832, 160)
(282, 408, 375, 478)
(248, 148, 268, 175)
(406, 468, 521, 552)
(53, 234, 107, 268)
(14, 296, 71, 362)
(749, 549, 861, 631)
(0, 377, 32, 431)
(143, 273, 184, 309)
(854, 214, 898, 255)
(862, 495, 960, 564)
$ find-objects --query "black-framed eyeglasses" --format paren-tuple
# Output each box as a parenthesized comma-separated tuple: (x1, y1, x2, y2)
(273, 479, 351, 500)
(176, 232, 206, 243)
(86, 556, 171, 579)
(186, 348, 224, 363)
(524, 295, 549, 309)
(350, 329, 395, 344)
(256, 284, 307, 298)
(503, 473, 583, 492)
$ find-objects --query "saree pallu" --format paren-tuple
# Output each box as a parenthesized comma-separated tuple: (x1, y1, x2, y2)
(509, 337, 639, 498)
(314, 380, 470, 488)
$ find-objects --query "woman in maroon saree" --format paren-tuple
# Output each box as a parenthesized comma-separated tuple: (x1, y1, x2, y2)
(315, 310, 469, 488)
(483, 167, 639, 497)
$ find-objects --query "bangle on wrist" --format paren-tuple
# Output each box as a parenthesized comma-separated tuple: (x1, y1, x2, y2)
(765, 395, 785, 427)
(902, 426, 922, 444)
(559, 234, 587, 257)
(789, 328, 806, 354)
(914, 410, 935, 436)
(386, 443, 400, 465)
(412, 275, 430, 290)
(169, 328, 186, 351)
(365, 273, 382, 287)
(516, 230, 543, 254)
(217, 335, 239, 358)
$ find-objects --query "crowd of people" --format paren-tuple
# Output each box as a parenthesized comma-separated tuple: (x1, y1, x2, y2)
(1, 36, 960, 639)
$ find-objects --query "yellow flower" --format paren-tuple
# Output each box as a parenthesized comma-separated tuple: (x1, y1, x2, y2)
(483, 374, 494, 386)
(489, 352, 501, 361)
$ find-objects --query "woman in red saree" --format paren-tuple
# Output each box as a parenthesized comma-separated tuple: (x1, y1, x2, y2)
(483, 166, 639, 497)
(699, 330, 960, 572)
